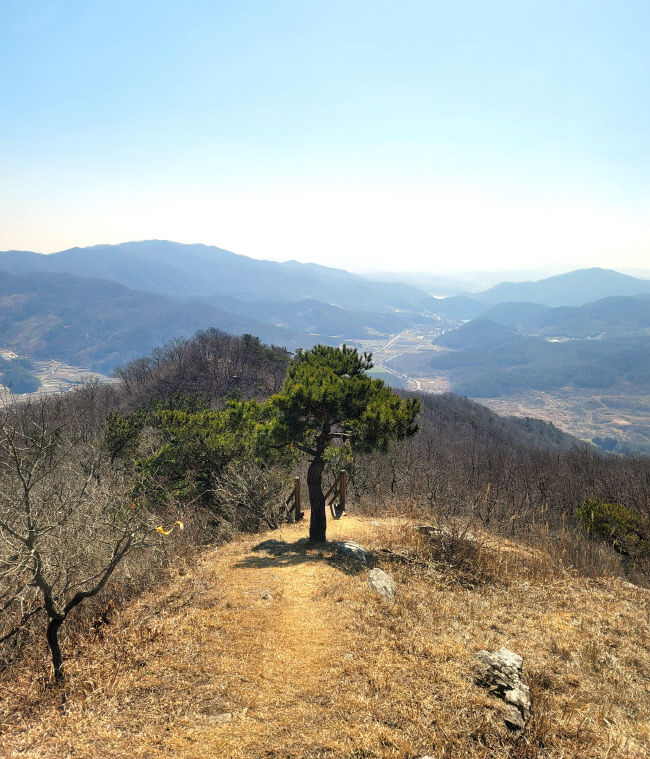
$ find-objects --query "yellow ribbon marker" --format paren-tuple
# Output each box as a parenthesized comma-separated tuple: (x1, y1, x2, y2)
(155, 521, 184, 535)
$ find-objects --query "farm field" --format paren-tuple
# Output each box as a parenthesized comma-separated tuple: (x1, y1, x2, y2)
(0, 357, 113, 400)
(480, 391, 650, 452)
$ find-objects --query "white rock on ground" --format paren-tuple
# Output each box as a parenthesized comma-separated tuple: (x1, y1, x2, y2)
(474, 648, 531, 732)
(367, 567, 397, 603)
(336, 540, 368, 563)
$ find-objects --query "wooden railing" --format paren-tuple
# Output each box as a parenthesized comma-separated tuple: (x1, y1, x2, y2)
(282, 477, 303, 522)
(324, 470, 347, 520)
(281, 470, 347, 522)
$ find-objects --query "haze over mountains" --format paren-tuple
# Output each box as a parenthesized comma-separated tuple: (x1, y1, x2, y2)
(481, 294, 650, 338)
(0, 269, 309, 372)
(0, 241, 435, 312)
(0, 241, 449, 368)
(433, 269, 650, 321)
(477, 267, 650, 306)
(0, 241, 649, 435)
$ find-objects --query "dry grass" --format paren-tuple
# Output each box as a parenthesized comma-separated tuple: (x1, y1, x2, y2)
(1, 514, 648, 758)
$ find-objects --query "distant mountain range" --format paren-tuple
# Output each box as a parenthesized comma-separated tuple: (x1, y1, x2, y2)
(0, 270, 310, 372)
(366, 268, 554, 295)
(0, 241, 436, 312)
(0, 241, 449, 370)
(435, 267, 650, 319)
(475, 267, 650, 306)
(481, 294, 650, 338)
(0, 241, 649, 397)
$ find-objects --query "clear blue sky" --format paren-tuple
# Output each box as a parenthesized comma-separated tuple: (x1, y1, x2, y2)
(1, 0, 649, 272)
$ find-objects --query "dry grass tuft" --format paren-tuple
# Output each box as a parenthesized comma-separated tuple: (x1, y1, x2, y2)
(1, 514, 648, 758)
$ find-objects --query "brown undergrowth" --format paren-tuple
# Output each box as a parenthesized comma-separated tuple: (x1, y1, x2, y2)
(1, 515, 648, 758)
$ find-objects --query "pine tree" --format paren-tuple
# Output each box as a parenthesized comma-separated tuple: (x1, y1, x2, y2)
(266, 345, 421, 542)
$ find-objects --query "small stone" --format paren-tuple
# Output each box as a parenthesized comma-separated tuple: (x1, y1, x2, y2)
(337, 540, 368, 563)
(417, 524, 442, 536)
(367, 567, 397, 603)
(212, 712, 233, 724)
(260, 590, 273, 600)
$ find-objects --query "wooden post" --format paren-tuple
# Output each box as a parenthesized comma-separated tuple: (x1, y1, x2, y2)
(294, 477, 303, 521)
(335, 470, 346, 518)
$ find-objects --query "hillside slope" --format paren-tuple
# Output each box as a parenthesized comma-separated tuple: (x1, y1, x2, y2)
(2, 516, 647, 759)
(522, 294, 650, 338)
(0, 270, 311, 371)
(388, 319, 650, 398)
(0, 240, 436, 312)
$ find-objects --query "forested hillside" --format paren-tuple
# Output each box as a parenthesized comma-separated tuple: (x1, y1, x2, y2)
(0, 270, 309, 371)
(388, 319, 650, 397)
(1, 328, 648, 757)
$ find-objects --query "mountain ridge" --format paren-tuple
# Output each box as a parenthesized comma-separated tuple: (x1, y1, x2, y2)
(474, 267, 650, 307)
(0, 240, 437, 313)
(0, 269, 315, 372)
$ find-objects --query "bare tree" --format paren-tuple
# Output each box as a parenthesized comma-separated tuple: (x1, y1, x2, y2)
(212, 462, 292, 533)
(0, 397, 150, 682)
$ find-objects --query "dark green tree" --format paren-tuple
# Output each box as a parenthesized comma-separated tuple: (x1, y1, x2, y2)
(576, 497, 649, 559)
(132, 400, 276, 508)
(265, 345, 421, 542)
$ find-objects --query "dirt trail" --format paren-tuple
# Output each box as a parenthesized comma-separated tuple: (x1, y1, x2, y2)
(6, 515, 648, 758)
(9, 516, 377, 759)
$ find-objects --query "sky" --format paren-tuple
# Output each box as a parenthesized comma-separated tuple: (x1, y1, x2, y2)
(1, 0, 649, 273)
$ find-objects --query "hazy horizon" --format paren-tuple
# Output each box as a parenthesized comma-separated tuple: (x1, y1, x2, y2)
(2, 2, 649, 272)
(4, 238, 650, 286)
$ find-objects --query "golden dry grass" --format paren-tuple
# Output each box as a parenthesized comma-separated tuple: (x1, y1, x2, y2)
(1, 514, 648, 758)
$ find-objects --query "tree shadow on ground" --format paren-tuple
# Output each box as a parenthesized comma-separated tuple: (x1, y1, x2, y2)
(233, 537, 371, 575)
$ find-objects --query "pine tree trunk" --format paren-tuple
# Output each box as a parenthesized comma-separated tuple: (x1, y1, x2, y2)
(47, 616, 65, 682)
(307, 455, 327, 543)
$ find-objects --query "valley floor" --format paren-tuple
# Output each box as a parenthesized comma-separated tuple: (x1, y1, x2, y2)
(355, 329, 650, 451)
(480, 390, 650, 452)
(2, 516, 649, 758)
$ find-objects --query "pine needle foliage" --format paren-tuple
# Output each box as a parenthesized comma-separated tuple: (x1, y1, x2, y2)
(261, 345, 421, 542)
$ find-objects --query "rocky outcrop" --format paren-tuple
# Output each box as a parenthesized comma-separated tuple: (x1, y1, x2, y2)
(474, 648, 530, 732)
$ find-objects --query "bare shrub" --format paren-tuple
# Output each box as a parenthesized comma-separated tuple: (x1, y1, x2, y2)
(349, 391, 650, 583)
(211, 462, 293, 534)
